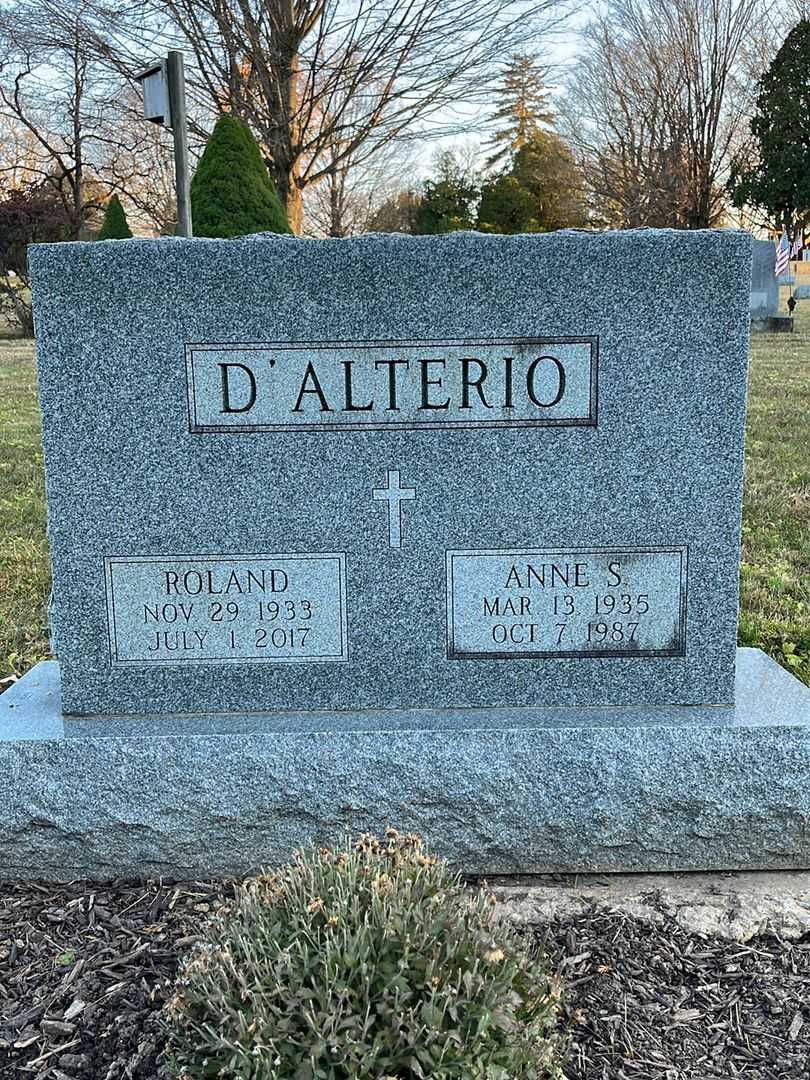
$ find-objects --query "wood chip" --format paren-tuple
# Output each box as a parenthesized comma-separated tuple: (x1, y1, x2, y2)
(62, 998, 86, 1022)
(789, 1011, 804, 1040)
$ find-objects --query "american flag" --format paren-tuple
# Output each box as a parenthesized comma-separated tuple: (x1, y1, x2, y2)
(775, 232, 790, 276)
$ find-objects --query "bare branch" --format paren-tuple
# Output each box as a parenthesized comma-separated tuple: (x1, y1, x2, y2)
(561, 0, 767, 229)
(136, 0, 571, 231)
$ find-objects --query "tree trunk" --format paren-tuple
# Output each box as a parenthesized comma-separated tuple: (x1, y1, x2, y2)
(329, 168, 346, 237)
(70, 165, 83, 240)
(267, 25, 303, 234)
(285, 177, 303, 234)
(261, 139, 302, 232)
(70, 27, 84, 240)
(6, 285, 35, 337)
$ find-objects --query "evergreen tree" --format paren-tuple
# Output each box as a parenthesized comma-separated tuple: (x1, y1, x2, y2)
(485, 54, 553, 169)
(412, 151, 478, 234)
(728, 20, 810, 235)
(191, 114, 290, 238)
(477, 175, 538, 233)
(477, 134, 589, 234)
(511, 135, 589, 230)
(97, 194, 132, 240)
(480, 52, 587, 233)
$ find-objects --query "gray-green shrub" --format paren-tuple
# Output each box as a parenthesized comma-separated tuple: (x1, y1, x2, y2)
(165, 831, 564, 1079)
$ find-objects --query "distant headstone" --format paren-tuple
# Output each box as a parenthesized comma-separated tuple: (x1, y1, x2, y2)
(3, 228, 810, 881)
(749, 238, 779, 321)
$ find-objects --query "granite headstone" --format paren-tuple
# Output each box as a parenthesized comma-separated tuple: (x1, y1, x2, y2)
(4, 227, 810, 881)
(749, 237, 778, 322)
(29, 230, 747, 716)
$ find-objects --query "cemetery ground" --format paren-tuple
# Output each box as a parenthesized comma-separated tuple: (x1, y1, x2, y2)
(0, 873, 809, 1079)
(1, 314, 809, 1080)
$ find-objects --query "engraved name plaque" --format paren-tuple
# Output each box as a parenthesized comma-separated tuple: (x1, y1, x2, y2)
(446, 547, 687, 659)
(185, 338, 598, 433)
(104, 553, 348, 666)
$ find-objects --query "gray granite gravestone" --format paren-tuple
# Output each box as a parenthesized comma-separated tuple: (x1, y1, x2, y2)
(3, 228, 810, 880)
(25, 231, 750, 715)
(749, 238, 779, 322)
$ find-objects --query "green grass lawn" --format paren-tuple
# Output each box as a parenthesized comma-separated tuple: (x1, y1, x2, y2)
(741, 312, 810, 682)
(0, 332, 48, 683)
(1, 318, 808, 687)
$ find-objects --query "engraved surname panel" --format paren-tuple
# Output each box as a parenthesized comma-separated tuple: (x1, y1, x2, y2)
(104, 553, 348, 665)
(186, 338, 597, 432)
(447, 547, 687, 659)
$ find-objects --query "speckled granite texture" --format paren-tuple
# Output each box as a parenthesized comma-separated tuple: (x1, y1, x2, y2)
(29, 230, 751, 715)
(2, 649, 810, 880)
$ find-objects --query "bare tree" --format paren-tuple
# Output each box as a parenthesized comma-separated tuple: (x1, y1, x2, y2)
(0, 114, 43, 192)
(95, 89, 180, 234)
(564, 0, 765, 229)
(0, 0, 173, 237)
(299, 54, 407, 236)
(563, 16, 693, 228)
(0, 0, 107, 236)
(152, 0, 569, 233)
(303, 135, 414, 236)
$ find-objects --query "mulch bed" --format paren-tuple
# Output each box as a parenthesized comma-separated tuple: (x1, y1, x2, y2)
(1, 880, 808, 1079)
(0, 880, 230, 1080)
(538, 909, 810, 1079)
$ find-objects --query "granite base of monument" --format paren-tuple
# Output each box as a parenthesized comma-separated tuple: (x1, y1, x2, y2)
(750, 315, 794, 333)
(3, 648, 810, 881)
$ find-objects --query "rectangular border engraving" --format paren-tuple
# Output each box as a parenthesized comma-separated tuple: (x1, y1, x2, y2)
(104, 552, 349, 666)
(185, 337, 599, 434)
(445, 545, 688, 660)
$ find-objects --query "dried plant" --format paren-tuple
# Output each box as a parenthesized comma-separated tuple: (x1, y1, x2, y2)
(164, 830, 564, 1079)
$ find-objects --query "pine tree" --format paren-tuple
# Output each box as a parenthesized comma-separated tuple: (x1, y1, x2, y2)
(412, 151, 478, 234)
(477, 134, 589, 234)
(97, 195, 132, 240)
(728, 20, 810, 235)
(485, 54, 553, 169)
(367, 191, 421, 233)
(511, 134, 589, 230)
(477, 175, 538, 234)
(191, 114, 290, 238)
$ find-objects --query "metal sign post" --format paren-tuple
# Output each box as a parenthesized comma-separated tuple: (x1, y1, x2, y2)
(166, 52, 192, 238)
(135, 52, 193, 237)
